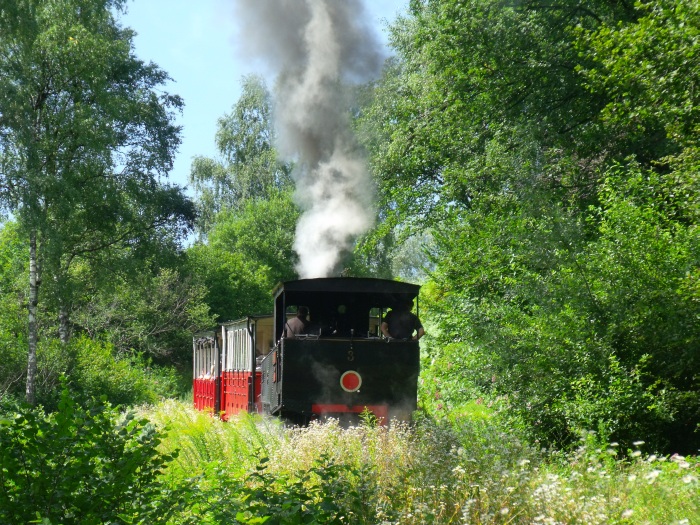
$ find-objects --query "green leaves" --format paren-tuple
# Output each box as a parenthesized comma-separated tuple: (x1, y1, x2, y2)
(0, 0, 195, 403)
(356, 0, 700, 452)
(578, 0, 700, 147)
(186, 191, 299, 321)
(0, 389, 184, 525)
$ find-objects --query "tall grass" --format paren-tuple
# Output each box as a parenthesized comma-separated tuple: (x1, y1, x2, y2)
(144, 401, 699, 524)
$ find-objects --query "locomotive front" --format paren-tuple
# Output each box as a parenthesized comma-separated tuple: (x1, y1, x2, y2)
(260, 277, 422, 425)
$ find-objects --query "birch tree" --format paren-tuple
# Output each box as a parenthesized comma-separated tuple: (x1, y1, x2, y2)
(0, 0, 193, 404)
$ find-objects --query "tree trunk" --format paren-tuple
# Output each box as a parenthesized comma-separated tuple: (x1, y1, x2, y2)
(59, 299, 70, 345)
(26, 230, 39, 406)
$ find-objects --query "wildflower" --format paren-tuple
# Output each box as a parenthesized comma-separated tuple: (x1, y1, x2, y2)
(644, 469, 661, 483)
(500, 507, 509, 515)
(631, 450, 642, 457)
(518, 459, 531, 467)
(670, 455, 691, 469)
(628, 474, 637, 482)
(647, 454, 657, 462)
(452, 466, 466, 476)
(621, 509, 634, 519)
(682, 475, 697, 484)
(633, 440, 645, 446)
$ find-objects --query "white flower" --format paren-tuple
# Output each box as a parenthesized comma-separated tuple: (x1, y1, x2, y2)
(644, 469, 661, 483)
(682, 475, 697, 484)
(621, 509, 634, 519)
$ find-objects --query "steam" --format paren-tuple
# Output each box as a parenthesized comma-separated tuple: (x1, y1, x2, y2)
(233, 0, 384, 278)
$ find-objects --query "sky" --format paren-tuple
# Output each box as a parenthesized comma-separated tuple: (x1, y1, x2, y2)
(119, 0, 407, 192)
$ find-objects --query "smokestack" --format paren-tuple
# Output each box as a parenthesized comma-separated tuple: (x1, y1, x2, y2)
(233, 0, 384, 278)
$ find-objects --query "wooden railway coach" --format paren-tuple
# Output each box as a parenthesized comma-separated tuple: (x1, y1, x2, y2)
(193, 277, 421, 424)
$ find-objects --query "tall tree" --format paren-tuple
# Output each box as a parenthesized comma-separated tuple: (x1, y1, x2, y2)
(189, 75, 293, 233)
(187, 190, 300, 322)
(0, 0, 193, 404)
(361, 0, 700, 451)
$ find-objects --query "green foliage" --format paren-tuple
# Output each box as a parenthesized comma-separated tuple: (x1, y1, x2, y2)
(0, 334, 183, 411)
(187, 191, 299, 321)
(0, 389, 186, 525)
(423, 160, 700, 451)
(234, 454, 355, 525)
(190, 75, 293, 233)
(186, 243, 272, 322)
(0, 0, 194, 403)
(577, 0, 700, 150)
(0, 223, 28, 393)
(142, 401, 700, 524)
(64, 336, 172, 406)
(208, 192, 300, 284)
(357, 0, 700, 453)
(359, 0, 634, 238)
(71, 265, 214, 363)
(0, 218, 206, 404)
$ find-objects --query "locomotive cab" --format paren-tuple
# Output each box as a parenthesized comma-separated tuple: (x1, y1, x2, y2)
(261, 277, 422, 425)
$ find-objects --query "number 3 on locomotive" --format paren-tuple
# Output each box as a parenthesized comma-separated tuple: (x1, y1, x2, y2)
(347, 350, 354, 362)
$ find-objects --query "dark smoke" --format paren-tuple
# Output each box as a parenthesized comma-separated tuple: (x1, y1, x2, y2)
(233, 0, 384, 277)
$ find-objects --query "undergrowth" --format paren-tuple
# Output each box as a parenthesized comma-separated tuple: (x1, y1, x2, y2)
(1, 396, 696, 524)
(143, 400, 699, 524)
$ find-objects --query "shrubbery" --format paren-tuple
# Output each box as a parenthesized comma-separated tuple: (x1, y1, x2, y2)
(423, 164, 700, 453)
(145, 401, 699, 524)
(1, 335, 185, 412)
(0, 391, 187, 525)
(1, 396, 697, 524)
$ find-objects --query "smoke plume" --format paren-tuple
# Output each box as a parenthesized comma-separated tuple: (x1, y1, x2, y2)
(233, 0, 384, 278)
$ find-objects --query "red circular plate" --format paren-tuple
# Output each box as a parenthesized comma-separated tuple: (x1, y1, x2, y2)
(340, 370, 362, 392)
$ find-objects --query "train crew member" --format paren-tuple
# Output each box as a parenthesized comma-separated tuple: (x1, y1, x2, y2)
(284, 306, 309, 338)
(381, 299, 425, 341)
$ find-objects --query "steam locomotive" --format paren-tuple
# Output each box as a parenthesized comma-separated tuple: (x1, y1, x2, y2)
(192, 277, 421, 424)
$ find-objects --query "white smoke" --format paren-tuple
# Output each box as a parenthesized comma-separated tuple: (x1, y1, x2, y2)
(233, 0, 384, 278)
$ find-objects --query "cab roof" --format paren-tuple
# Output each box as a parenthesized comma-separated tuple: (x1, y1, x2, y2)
(273, 277, 420, 307)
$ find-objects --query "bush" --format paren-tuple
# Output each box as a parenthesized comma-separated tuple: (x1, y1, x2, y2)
(33, 336, 184, 411)
(0, 389, 187, 525)
(144, 401, 699, 524)
(424, 163, 700, 453)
